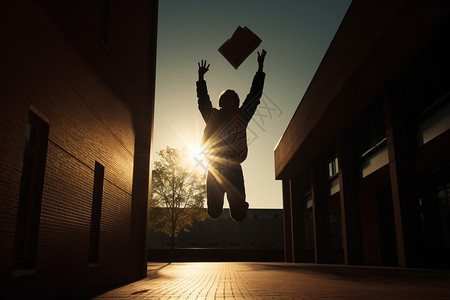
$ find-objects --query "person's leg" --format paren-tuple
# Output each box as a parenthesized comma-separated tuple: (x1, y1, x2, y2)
(207, 170, 224, 219)
(225, 164, 248, 222)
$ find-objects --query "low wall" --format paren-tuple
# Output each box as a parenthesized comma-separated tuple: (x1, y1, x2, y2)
(148, 248, 284, 262)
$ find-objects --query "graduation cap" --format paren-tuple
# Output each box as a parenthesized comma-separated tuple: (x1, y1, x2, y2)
(218, 26, 262, 69)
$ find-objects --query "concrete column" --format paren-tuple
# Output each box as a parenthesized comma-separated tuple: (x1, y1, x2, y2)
(338, 134, 363, 265)
(383, 87, 418, 267)
(128, 0, 158, 280)
(282, 179, 293, 262)
(312, 161, 330, 263)
(290, 176, 310, 262)
(129, 128, 152, 280)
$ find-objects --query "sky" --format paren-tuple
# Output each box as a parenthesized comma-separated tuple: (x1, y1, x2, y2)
(153, 0, 352, 209)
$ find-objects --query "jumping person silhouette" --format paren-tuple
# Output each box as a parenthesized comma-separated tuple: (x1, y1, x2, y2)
(196, 49, 266, 222)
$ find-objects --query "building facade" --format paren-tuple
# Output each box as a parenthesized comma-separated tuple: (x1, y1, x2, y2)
(149, 209, 284, 250)
(149, 209, 284, 262)
(0, 0, 157, 294)
(274, 0, 450, 268)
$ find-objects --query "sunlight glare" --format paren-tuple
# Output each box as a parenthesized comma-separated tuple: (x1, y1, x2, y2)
(185, 142, 209, 174)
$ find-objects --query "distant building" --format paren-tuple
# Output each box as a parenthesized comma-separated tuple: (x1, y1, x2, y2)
(149, 209, 284, 250)
(0, 0, 157, 294)
(274, 0, 450, 267)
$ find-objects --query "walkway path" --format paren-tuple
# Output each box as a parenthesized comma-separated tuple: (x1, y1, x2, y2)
(93, 262, 450, 299)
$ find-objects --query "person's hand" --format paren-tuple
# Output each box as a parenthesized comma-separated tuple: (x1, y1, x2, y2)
(198, 60, 210, 81)
(257, 49, 267, 71)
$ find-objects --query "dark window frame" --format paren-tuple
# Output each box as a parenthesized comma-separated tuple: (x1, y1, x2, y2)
(88, 161, 104, 265)
(13, 111, 49, 270)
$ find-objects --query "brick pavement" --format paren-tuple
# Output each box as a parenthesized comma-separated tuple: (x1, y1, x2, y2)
(93, 262, 450, 299)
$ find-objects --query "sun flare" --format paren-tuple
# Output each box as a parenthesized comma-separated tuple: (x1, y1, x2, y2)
(185, 142, 209, 174)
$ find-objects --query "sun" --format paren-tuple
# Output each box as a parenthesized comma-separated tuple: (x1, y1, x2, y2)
(185, 142, 209, 174)
(171, 119, 209, 174)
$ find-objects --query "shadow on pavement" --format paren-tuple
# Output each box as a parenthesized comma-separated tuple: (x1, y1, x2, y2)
(247, 263, 450, 286)
(88, 263, 172, 298)
(147, 262, 171, 279)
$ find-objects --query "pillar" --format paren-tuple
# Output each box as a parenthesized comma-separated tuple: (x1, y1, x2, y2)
(338, 133, 363, 265)
(312, 160, 330, 263)
(282, 179, 293, 262)
(383, 86, 418, 267)
(290, 176, 310, 262)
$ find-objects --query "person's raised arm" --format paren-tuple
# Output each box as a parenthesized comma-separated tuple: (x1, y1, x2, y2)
(241, 50, 267, 121)
(198, 60, 210, 81)
(257, 49, 266, 72)
(197, 60, 212, 122)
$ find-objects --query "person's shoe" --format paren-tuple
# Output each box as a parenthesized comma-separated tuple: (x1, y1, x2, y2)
(207, 206, 223, 220)
(230, 202, 249, 222)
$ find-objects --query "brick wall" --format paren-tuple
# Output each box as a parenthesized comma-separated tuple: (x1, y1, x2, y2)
(0, 0, 157, 292)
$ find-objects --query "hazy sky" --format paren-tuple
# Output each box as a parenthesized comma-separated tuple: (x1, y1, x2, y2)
(153, 0, 352, 208)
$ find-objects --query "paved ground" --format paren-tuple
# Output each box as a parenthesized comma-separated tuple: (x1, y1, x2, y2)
(93, 262, 450, 299)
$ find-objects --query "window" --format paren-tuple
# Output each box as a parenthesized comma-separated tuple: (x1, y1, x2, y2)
(403, 22, 450, 119)
(208, 241, 221, 248)
(417, 98, 450, 146)
(304, 191, 313, 209)
(186, 241, 200, 248)
(329, 176, 340, 195)
(13, 111, 49, 270)
(328, 154, 340, 195)
(208, 226, 220, 233)
(228, 241, 242, 248)
(353, 101, 386, 157)
(329, 214, 343, 250)
(165, 241, 178, 248)
(88, 161, 104, 264)
(420, 178, 450, 252)
(360, 141, 388, 178)
(352, 101, 388, 178)
(328, 156, 339, 178)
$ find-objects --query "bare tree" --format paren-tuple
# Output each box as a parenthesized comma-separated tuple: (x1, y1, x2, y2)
(150, 146, 207, 249)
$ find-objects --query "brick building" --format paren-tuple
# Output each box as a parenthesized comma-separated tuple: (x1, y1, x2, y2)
(0, 0, 157, 295)
(149, 209, 284, 262)
(275, 0, 450, 267)
(149, 209, 284, 250)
